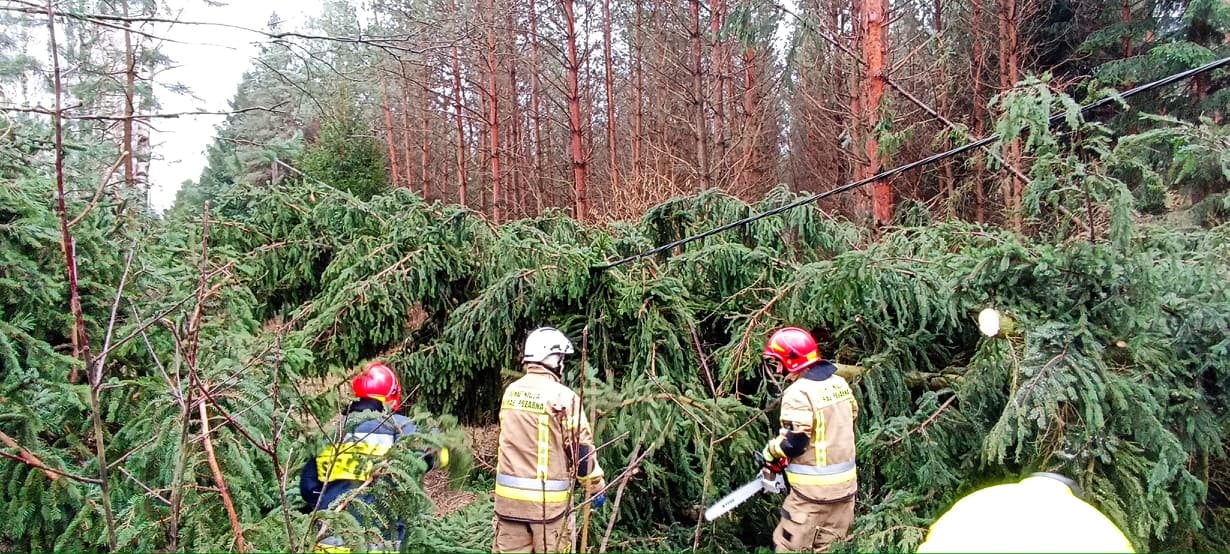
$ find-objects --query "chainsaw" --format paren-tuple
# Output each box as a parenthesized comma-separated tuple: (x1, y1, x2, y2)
(703, 453, 789, 521)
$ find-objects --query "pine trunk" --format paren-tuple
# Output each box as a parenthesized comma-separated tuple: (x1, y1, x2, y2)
(603, 0, 620, 194)
(563, 0, 590, 220)
(710, 0, 726, 174)
(421, 80, 432, 199)
(997, 0, 1022, 231)
(381, 77, 403, 188)
(529, 0, 545, 212)
(741, 46, 759, 195)
(121, 0, 135, 190)
(936, 0, 954, 215)
(861, 0, 892, 226)
(451, 36, 469, 207)
(689, 0, 711, 191)
(399, 64, 415, 190)
(507, 6, 523, 218)
(631, 0, 644, 184)
(484, 0, 502, 222)
(972, 0, 986, 223)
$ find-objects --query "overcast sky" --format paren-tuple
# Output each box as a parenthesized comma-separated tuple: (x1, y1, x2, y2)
(147, 0, 321, 212)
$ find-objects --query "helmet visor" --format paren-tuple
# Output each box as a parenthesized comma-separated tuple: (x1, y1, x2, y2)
(761, 356, 783, 375)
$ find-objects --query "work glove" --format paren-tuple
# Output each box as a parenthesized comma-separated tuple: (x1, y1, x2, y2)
(582, 475, 606, 508)
(755, 448, 788, 475)
(420, 447, 450, 470)
(583, 476, 607, 496)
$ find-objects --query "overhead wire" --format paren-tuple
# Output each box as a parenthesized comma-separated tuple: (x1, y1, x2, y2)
(593, 55, 1230, 271)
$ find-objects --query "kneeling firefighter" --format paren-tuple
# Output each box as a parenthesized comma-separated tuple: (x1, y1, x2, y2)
(917, 472, 1134, 552)
(492, 327, 606, 553)
(299, 361, 449, 553)
(759, 327, 859, 553)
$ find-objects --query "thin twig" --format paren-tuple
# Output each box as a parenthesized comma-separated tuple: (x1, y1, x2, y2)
(94, 239, 139, 385)
(599, 428, 649, 553)
(885, 394, 957, 448)
(269, 335, 297, 550)
(67, 154, 125, 228)
(184, 204, 249, 552)
(687, 321, 718, 398)
(118, 466, 170, 505)
(692, 431, 719, 551)
(131, 301, 183, 410)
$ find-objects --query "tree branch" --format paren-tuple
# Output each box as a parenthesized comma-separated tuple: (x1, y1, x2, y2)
(67, 154, 125, 228)
(44, 1, 117, 547)
(2, 4, 440, 54)
(886, 394, 957, 448)
(0, 429, 101, 484)
(198, 396, 250, 552)
(1, 103, 289, 121)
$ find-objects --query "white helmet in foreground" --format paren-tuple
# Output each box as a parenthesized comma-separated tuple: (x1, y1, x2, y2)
(523, 327, 574, 371)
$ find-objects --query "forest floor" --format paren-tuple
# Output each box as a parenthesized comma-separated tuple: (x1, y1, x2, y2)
(425, 424, 500, 516)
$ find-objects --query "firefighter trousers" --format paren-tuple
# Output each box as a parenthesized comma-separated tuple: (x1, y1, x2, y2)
(772, 492, 855, 553)
(492, 515, 574, 553)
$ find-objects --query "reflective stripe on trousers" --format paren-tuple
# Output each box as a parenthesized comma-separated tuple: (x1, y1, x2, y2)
(785, 460, 857, 486)
(495, 473, 572, 502)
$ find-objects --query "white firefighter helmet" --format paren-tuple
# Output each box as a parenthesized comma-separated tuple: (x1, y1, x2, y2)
(523, 327, 575, 369)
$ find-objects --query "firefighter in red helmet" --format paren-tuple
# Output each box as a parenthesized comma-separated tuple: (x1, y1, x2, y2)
(299, 361, 448, 552)
(759, 327, 858, 553)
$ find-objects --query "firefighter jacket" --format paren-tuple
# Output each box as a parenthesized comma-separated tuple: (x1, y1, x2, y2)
(299, 399, 421, 514)
(768, 361, 858, 502)
(494, 364, 605, 522)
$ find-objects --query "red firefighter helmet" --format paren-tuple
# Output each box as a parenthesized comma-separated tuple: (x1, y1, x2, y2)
(352, 361, 402, 412)
(762, 327, 822, 374)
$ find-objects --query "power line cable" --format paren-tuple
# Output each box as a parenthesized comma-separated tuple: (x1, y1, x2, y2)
(594, 55, 1230, 271)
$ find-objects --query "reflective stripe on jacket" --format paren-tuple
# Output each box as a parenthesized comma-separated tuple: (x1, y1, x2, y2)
(778, 362, 858, 501)
(494, 364, 603, 522)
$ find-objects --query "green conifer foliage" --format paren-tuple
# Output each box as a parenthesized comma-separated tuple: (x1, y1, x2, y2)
(2, 84, 1229, 552)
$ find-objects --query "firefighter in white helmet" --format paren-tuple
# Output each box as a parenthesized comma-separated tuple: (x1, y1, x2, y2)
(492, 327, 606, 553)
(917, 473, 1134, 552)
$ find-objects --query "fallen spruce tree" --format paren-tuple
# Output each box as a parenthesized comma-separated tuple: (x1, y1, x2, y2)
(2, 83, 1228, 552)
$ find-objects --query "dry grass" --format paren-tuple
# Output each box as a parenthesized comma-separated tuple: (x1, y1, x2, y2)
(422, 424, 500, 517)
(465, 424, 500, 473)
(423, 470, 479, 517)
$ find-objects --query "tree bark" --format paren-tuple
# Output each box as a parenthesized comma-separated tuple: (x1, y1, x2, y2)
(997, 0, 1022, 231)
(710, 0, 726, 174)
(529, 0, 545, 212)
(972, 0, 986, 223)
(507, 5, 523, 218)
(602, 0, 620, 195)
(631, 0, 645, 184)
(689, 0, 711, 191)
(381, 77, 403, 188)
(563, 0, 590, 220)
(450, 32, 469, 207)
(484, 0, 502, 222)
(421, 79, 432, 199)
(399, 64, 415, 190)
(935, 0, 954, 215)
(121, 0, 135, 191)
(860, 0, 892, 226)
